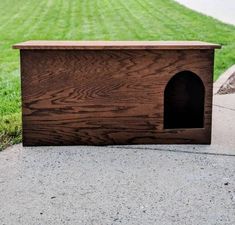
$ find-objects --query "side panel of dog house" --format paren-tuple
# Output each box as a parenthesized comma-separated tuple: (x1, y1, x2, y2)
(13, 41, 220, 145)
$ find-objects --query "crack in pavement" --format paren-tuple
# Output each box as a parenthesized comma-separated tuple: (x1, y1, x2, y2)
(108, 146, 235, 157)
(213, 104, 235, 112)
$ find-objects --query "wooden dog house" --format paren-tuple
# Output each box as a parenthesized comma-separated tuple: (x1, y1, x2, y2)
(13, 41, 221, 145)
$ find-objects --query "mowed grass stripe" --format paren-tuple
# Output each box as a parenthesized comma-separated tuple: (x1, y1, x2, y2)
(110, 0, 143, 39)
(62, 0, 73, 39)
(119, 0, 157, 39)
(144, 0, 189, 37)
(65, 0, 74, 39)
(26, 0, 54, 39)
(6, 1, 45, 39)
(127, 0, 173, 39)
(101, 0, 131, 39)
(101, 0, 124, 39)
(133, 0, 168, 38)
(0, 1, 28, 32)
(54, 0, 68, 39)
(65, 0, 79, 40)
(88, 0, 101, 39)
(95, 0, 112, 39)
(43, 0, 64, 39)
(81, 0, 93, 38)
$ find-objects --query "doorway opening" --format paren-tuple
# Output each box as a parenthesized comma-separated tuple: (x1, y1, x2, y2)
(164, 71, 205, 129)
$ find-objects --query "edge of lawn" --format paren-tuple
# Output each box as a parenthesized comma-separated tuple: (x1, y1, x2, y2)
(0, 113, 22, 150)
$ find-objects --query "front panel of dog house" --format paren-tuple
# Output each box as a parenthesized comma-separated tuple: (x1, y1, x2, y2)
(13, 41, 221, 146)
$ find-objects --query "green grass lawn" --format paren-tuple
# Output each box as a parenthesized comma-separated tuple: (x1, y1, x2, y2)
(0, 0, 235, 150)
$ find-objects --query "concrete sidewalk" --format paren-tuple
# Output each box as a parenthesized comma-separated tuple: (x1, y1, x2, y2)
(175, 0, 235, 25)
(0, 93, 235, 224)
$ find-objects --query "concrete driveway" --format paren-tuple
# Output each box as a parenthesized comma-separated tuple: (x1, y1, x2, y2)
(0, 88, 235, 224)
(175, 0, 235, 25)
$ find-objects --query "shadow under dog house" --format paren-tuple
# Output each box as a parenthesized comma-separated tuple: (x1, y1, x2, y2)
(13, 41, 221, 146)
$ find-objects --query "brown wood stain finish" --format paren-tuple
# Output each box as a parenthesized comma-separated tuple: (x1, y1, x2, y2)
(14, 41, 221, 146)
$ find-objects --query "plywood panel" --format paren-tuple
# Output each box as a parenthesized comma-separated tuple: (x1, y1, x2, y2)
(20, 49, 214, 145)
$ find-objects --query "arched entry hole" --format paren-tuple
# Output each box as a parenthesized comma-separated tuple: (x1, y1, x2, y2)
(164, 71, 205, 129)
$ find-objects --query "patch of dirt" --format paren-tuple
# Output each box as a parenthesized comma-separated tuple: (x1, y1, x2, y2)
(217, 71, 235, 95)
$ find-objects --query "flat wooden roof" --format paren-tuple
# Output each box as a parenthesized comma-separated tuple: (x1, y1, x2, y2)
(13, 41, 221, 50)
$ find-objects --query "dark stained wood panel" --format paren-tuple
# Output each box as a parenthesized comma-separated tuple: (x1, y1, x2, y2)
(13, 41, 221, 50)
(19, 49, 215, 145)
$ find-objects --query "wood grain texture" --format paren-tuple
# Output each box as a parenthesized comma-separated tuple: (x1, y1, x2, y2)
(19, 49, 215, 145)
(13, 41, 221, 50)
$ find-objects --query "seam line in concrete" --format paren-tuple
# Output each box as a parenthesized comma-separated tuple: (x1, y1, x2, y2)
(109, 146, 235, 157)
(213, 104, 235, 112)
